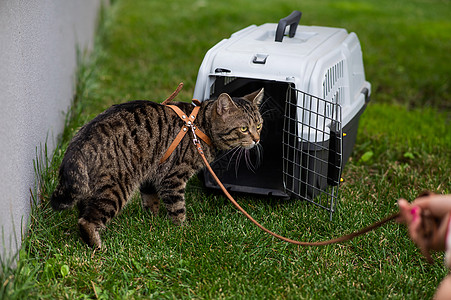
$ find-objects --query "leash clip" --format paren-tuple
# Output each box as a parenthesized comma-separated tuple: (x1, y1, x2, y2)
(189, 125, 204, 155)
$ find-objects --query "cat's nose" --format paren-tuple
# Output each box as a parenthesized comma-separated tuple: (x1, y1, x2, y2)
(250, 131, 260, 145)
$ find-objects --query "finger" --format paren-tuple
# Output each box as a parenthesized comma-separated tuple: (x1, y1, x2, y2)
(430, 212, 450, 251)
(413, 195, 451, 218)
(411, 197, 430, 209)
(409, 208, 422, 244)
(397, 199, 412, 223)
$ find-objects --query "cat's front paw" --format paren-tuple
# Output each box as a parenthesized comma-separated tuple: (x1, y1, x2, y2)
(78, 218, 103, 249)
(169, 213, 186, 226)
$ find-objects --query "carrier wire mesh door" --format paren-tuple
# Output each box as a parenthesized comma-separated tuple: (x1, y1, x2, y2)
(283, 87, 343, 220)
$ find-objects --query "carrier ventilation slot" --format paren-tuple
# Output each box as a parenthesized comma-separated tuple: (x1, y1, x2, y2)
(224, 76, 237, 86)
(322, 60, 344, 104)
(210, 76, 238, 97)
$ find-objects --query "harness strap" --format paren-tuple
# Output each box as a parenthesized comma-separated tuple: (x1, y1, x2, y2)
(160, 103, 212, 164)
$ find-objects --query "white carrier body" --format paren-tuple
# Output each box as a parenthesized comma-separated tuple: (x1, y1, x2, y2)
(193, 12, 371, 217)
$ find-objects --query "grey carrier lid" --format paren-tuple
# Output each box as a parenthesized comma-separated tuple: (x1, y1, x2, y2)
(193, 11, 370, 136)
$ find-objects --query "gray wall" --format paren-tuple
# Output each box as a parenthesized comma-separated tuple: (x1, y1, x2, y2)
(0, 0, 102, 262)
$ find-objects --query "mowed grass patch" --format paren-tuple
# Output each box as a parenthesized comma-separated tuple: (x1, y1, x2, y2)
(12, 103, 450, 299)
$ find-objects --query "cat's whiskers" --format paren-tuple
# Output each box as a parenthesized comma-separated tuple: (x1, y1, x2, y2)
(260, 108, 277, 118)
(244, 143, 264, 173)
(254, 143, 263, 168)
(226, 146, 243, 171)
(244, 149, 256, 173)
(224, 142, 265, 176)
(235, 148, 245, 177)
(213, 145, 239, 164)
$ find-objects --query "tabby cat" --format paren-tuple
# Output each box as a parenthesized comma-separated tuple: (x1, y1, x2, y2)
(50, 89, 264, 249)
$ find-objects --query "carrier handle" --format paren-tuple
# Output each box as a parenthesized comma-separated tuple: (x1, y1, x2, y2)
(275, 10, 302, 42)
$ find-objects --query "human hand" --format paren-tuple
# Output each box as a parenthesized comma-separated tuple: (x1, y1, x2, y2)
(398, 192, 451, 253)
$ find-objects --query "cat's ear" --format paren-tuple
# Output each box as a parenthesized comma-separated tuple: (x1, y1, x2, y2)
(243, 88, 264, 107)
(216, 93, 237, 115)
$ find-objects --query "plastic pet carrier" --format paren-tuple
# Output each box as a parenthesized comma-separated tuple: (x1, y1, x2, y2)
(193, 11, 371, 218)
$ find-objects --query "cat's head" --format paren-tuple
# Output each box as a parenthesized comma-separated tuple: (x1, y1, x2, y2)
(210, 89, 264, 151)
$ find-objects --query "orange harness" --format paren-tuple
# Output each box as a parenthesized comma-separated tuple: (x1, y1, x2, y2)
(159, 100, 212, 164)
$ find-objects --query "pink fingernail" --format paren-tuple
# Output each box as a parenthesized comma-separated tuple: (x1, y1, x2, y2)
(410, 207, 418, 216)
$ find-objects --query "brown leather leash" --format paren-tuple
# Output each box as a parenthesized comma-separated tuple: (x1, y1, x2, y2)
(162, 82, 184, 105)
(159, 96, 401, 247)
(191, 131, 400, 246)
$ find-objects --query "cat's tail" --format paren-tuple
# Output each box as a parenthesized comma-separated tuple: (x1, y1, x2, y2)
(50, 184, 76, 211)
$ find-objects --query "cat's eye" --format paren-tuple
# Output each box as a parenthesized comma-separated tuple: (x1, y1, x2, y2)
(240, 126, 249, 133)
(257, 123, 262, 130)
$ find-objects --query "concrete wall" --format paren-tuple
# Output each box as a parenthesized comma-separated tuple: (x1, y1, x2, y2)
(0, 0, 103, 263)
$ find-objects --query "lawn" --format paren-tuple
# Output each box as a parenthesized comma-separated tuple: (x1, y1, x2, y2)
(1, 0, 450, 299)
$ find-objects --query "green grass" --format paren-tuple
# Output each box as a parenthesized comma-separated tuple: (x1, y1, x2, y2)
(2, 0, 450, 298)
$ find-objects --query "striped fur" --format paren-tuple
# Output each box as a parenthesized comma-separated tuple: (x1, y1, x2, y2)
(50, 89, 264, 248)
